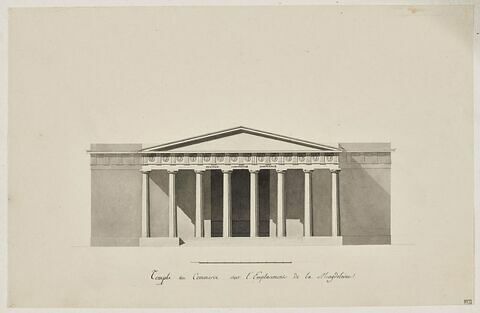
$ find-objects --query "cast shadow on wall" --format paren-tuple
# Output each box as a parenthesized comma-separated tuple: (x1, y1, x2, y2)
(149, 170, 196, 240)
(340, 158, 391, 245)
(147, 160, 391, 245)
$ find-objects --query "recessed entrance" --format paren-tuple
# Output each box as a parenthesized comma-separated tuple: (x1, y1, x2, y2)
(211, 169, 270, 237)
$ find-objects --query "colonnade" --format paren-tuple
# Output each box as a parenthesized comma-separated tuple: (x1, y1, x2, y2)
(141, 168, 340, 238)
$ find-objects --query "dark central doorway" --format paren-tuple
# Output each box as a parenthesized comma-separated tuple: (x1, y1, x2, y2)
(211, 169, 271, 237)
(231, 169, 250, 236)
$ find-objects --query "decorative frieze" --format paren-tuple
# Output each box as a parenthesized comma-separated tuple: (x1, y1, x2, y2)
(89, 150, 391, 171)
(90, 151, 344, 170)
(139, 152, 339, 167)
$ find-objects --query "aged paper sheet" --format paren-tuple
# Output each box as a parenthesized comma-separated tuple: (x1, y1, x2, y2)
(7, 5, 475, 308)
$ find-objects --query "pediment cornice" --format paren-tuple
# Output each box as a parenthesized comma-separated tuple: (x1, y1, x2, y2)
(141, 126, 340, 153)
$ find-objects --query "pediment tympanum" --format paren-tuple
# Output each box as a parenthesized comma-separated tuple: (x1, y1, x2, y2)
(142, 126, 339, 153)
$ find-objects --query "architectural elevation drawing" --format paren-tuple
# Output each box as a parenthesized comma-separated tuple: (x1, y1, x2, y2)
(89, 126, 392, 247)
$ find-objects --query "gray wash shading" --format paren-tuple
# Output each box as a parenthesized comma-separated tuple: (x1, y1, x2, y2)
(89, 127, 391, 246)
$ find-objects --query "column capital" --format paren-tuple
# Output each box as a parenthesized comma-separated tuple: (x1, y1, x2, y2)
(167, 169, 178, 174)
(249, 169, 260, 174)
(194, 169, 206, 174)
(140, 166, 152, 173)
(329, 168, 341, 174)
(221, 168, 233, 174)
(303, 168, 313, 173)
(276, 168, 287, 174)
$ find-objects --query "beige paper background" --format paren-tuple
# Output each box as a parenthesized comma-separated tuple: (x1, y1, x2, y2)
(7, 5, 474, 307)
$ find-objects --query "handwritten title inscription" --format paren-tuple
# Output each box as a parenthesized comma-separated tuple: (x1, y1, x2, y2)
(150, 270, 356, 285)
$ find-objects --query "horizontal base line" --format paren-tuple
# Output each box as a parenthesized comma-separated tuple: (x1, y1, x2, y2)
(191, 261, 292, 264)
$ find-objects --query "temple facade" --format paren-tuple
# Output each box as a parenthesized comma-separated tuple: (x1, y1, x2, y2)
(89, 126, 392, 246)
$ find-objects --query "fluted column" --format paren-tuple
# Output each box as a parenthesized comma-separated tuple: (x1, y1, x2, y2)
(195, 169, 205, 238)
(249, 169, 259, 237)
(304, 169, 312, 237)
(276, 169, 286, 237)
(222, 169, 232, 237)
(331, 169, 340, 236)
(168, 170, 178, 238)
(141, 170, 150, 238)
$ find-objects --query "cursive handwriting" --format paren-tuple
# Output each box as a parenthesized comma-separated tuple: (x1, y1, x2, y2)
(150, 269, 356, 286)
(150, 270, 171, 285)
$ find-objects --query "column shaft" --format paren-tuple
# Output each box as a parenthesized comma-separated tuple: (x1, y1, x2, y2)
(223, 170, 232, 237)
(277, 170, 286, 237)
(141, 171, 150, 237)
(250, 170, 259, 237)
(304, 170, 312, 237)
(195, 170, 204, 238)
(331, 169, 340, 236)
(203, 171, 212, 238)
(168, 171, 177, 238)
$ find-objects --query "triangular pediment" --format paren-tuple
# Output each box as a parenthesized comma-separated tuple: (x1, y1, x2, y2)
(142, 126, 339, 153)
